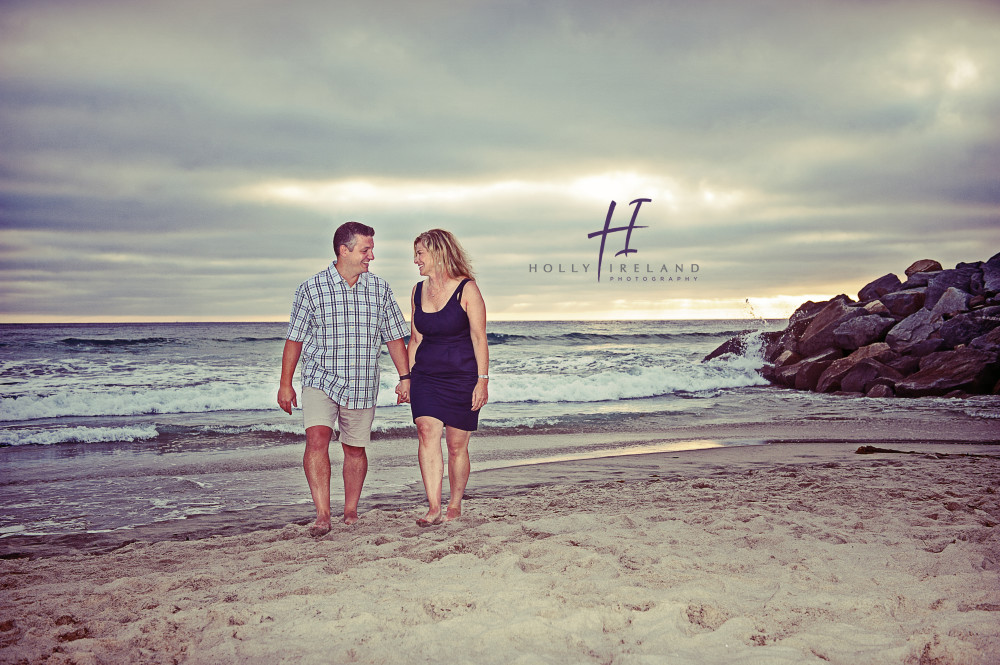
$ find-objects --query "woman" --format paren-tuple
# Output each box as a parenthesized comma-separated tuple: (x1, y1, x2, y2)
(408, 229, 489, 526)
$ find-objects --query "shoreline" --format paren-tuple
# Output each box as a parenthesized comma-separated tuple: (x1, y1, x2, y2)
(2, 437, 999, 663)
(3, 426, 999, 560)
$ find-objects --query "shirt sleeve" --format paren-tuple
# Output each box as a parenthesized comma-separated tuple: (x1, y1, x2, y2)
(285, 283, 313, 342)
(379, 284, 410, 343)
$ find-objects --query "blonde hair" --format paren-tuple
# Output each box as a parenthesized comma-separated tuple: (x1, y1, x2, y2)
(414, 229, 475, 280)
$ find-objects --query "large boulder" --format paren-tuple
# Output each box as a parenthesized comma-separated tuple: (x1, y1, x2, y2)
(722, 254, 1000, 398)
(862, 300, 891, 315)
(773, 360, 805, 388)
(930, 287, 970, 317)
(773, 349, 802, 367)
(704, 330, 782, 362)
(970, 326, 1000, 351)
(938, 306, 1000, 349)
(789, 299, 830, 324)
(766, 317, 813, 359)
(885, 309, 944, 354)
(791, 349, 843, 391)
(866, 384, 895, 398)
(966, 263, 986, 296)
(816, 343, 895, 393)
(905, 259, 943, 276)
(797, 297, 863, 357)
(881, 289, 926, 318)
(887, 354, 921, 376)
(757, 330, 785, 363)
(925, 266, 978, 310)
(794, 360, 834, 391)
(772, 348, 841, 390)
(840, 359, 905, 394)
(858, 273, 901, 302)
(868, 362, 906, 390)
(895, 348, 1000, 397)
(838, 360, 880, 394)
(833, 315, 896, 350)
(703, 332, 753, 362)
(900, 272, 936, 289)
(983, 253, 1000, 295)
(755, 303, 829, 362)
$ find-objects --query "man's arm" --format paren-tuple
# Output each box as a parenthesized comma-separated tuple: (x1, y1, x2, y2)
(386, 337, 410, 404)
(278, 339, 303, 414)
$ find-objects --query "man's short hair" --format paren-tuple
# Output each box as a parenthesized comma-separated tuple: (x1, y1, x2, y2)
(333, 221, 375, 257)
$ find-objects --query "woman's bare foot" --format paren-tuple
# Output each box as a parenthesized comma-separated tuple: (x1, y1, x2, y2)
(443, 505, 462, 522)
(308, 518, 332, 537)
(343, 511, 359, 526)
(416, 509, 442, 527)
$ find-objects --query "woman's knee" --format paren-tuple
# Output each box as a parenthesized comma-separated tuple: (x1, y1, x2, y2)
(445, 431, 471, 455)
(415, 418, 442, 441)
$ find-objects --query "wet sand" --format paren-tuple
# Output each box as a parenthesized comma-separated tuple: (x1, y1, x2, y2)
(2, 433, 999, 664)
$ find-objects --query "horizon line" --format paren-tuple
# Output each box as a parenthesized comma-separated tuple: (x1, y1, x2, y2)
(0, 314, 787, 325)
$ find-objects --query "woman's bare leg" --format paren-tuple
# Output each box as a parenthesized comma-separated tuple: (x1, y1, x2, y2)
(444, 426, 471, 521)
(415, 416, 445, 524)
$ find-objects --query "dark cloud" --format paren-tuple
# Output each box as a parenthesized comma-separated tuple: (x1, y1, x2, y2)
(1, 0, 998, 320)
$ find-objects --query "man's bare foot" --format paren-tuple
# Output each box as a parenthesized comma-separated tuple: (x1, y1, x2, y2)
(343, 511, 359, 526)
(443, 506, 462, 522)
(416, 510, 442, 527)
(308, 518, 332, 537)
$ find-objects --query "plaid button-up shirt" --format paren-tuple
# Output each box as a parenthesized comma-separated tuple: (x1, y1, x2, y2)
(286, 262, 409, 409)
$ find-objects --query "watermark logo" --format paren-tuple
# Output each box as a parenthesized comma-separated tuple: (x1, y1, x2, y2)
(587, 198, 651, 282)
(527, 198, 699, 284)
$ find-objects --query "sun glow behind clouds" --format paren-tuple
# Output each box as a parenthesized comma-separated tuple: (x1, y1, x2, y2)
(493, 295, 828, 321)
(240, 178, 559, 207)
(889, 39, 983, 97)
(946, 53, 979, 90)
(234, 172, 746, 213)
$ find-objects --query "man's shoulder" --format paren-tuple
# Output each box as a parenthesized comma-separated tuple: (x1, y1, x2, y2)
(364, 272, 394, 293)
(298, 265, 336, 291)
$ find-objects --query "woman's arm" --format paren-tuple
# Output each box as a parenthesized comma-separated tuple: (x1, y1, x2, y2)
(463, 281, 489, 411)
(408, 283, 422, 372)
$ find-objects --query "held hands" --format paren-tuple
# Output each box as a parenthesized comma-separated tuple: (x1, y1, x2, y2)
(395, 379, 411, 404)
(279, 382, 408, 410)
(277, 385, 297, 415)
(472, 379, 488, 412)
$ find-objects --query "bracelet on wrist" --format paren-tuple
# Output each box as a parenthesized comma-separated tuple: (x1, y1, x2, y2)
(399, 374, 411, 380)
(478, 374, 489, 379)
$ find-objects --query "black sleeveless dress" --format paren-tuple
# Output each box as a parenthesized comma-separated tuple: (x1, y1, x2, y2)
(410, 278, 480, 431)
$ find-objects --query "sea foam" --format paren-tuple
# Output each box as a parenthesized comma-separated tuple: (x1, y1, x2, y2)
(1, 349, 766, 421)
(0, 425, 159, 446)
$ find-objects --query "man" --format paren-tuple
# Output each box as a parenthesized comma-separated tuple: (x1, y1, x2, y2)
(278, 221, 411, 536)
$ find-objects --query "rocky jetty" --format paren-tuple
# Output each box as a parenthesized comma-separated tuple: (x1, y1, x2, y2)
(711, 253, 1000, 398)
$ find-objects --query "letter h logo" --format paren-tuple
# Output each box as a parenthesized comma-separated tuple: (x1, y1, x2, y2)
(588, 198, 651, 282)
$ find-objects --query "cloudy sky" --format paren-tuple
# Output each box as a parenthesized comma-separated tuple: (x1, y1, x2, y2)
(2, 0, 998, 322)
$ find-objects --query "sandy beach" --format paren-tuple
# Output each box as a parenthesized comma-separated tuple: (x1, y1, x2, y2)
(2, 432, 999, 665)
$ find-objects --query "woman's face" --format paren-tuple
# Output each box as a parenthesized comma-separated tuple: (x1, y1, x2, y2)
(414, 241, 434, 277)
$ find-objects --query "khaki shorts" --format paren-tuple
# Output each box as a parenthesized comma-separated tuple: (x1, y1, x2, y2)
(301, 386, 375, 448)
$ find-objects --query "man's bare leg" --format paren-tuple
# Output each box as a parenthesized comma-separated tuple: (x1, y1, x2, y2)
(304, 425, 334, 536)
(415, 416, 445, 525)
(341, 443, 368, 525)
(444, 427, 471, 522)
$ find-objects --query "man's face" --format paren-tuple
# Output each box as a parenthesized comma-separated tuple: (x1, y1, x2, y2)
(338, 235, 375, 279)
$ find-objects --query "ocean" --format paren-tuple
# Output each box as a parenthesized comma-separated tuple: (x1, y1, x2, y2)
(2, 320, 997, 540)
